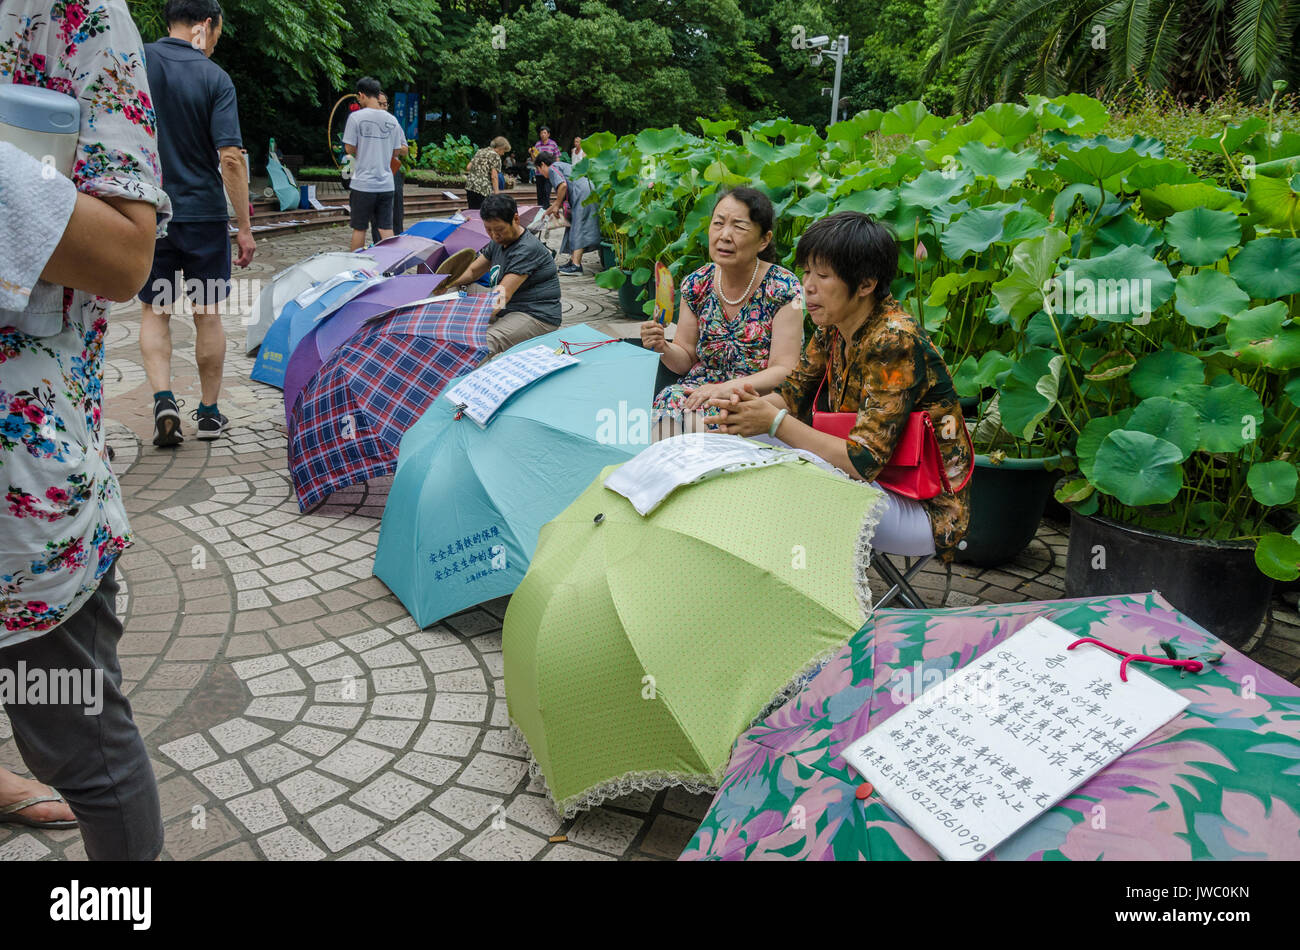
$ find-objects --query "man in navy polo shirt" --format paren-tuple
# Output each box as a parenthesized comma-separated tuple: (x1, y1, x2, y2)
(138, 0, 254, 446)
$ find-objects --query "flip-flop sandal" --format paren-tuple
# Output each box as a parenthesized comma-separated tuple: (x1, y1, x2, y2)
(0, 792, 78, 829)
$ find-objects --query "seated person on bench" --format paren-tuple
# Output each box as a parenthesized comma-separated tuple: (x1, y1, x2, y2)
(444, 193, 561, 358)
(702, 211, 972, 561)
(640, 187, 802, 441)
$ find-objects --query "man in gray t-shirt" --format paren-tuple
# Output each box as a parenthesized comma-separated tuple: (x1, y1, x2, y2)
(342, 76, 407, 250)
(446, 193, 561, 359)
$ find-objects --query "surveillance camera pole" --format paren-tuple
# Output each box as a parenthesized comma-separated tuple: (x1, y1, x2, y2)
(827, 35, 848, 126)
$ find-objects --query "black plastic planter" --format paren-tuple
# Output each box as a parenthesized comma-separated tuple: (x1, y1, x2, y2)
(617, 272, 647, 318)
(599, 243, 617, 270)
(955, 455, 1061, 568)
(1064, 510, 1273, 647)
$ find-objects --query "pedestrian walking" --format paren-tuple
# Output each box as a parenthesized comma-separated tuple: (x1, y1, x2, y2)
(139, 0, 255, 446)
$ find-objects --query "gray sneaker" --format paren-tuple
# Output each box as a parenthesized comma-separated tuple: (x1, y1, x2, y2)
(557, 263, 583, 275)
(191, 409, 228, 441)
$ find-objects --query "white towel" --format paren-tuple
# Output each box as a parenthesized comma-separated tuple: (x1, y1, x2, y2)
(0, 141, 79, 335)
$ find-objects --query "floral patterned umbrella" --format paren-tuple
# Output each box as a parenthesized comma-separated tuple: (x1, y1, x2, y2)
(681, 592, 1300, 861)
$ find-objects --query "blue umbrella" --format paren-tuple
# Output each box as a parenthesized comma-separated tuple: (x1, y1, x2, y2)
(250, 270, 383, 389)
(405, 217, 464, 242)
(374, 322, 658, 627)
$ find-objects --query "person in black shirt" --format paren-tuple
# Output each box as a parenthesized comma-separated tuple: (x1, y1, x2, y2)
(137, 0, 253, 446)
(445, 193, 561, 358)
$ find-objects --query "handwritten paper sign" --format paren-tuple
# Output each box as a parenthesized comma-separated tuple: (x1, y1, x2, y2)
(842, 617, 1188, 861)
(604, 434, 806, 515)
(442, 345, 578, 426)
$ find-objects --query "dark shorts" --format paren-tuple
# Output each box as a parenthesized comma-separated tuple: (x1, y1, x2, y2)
(466, 190, 487, 210)
(139, 220, 232, 307)
(350, 189, 394, 231)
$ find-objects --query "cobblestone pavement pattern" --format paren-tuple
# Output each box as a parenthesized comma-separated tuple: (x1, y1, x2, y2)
(1, 222, 1296, 862)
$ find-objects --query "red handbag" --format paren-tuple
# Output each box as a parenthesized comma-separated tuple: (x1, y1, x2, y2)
(811, 358, 973, 501)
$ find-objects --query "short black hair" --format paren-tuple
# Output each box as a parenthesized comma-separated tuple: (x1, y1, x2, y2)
(356, 76, 382, 98)
(534, 154, 555, 169)
(795, 211, 898, 300)
(480, 193, 518, 225)
(715, 186, 778, 263)
(165, 0, 222, 26)
(539, 126, 550, 134)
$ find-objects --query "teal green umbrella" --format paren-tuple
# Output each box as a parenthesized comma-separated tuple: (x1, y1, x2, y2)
(374, 323, 658, 627)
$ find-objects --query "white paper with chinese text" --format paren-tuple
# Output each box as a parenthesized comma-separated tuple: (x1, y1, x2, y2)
(442, 345, 578, 427)
(841, 617, 1188, 861)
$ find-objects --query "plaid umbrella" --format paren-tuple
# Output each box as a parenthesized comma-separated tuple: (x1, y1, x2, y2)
(287, 292, 493, 511)
(283, 274, 448, 428)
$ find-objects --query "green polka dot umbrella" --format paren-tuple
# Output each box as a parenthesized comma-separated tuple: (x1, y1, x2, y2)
(503, 459, 885, 817)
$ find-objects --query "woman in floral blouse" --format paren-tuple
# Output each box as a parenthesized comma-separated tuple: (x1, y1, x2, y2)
(465, 136, 509, 209)
(705, 212, 972, 561)
(0, 0, 171, 859)
(640, 187, 803, 439)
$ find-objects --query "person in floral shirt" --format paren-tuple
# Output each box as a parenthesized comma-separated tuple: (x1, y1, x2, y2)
(704, 212, 973, 561)
(640, 187, 803, 439)
(0, 0, 170, 859)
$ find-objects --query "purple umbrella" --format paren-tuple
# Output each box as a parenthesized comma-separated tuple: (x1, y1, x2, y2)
(363, 234, 446, 275)
(282, 273, 449, 427)
(287, 293, 494, 511)
(440, 217, 492, 257)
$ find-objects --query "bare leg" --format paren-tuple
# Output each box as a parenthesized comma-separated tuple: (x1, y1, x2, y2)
(571, 248, 584, 269)
(139, 302, 173, 395)
(350, 228, 367, 251)
(192, 306, 226, 406)
(377, 228, 394, 242)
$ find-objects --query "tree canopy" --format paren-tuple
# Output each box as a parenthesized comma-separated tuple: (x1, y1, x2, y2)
(125, 0, 1295, 167)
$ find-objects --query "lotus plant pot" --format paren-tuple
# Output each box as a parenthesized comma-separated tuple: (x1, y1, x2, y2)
(1064, 510, 1273, 647)
(954, 454, 1061, 568)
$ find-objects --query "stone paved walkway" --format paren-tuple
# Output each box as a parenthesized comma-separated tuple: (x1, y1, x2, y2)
(0, 224, 1296, 862)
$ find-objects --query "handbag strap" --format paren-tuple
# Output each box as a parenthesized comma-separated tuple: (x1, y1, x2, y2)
(814, 328, 847, 414)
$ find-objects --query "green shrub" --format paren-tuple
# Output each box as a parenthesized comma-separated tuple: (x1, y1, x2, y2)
(582, 92, 1300, 579)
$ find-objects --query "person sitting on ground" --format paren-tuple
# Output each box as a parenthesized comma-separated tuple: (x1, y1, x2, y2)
(640, 187, 802, 439)
(703, 212, 973, 560)
(444, 193, 562, 357)
(465, 136, 509, 210)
